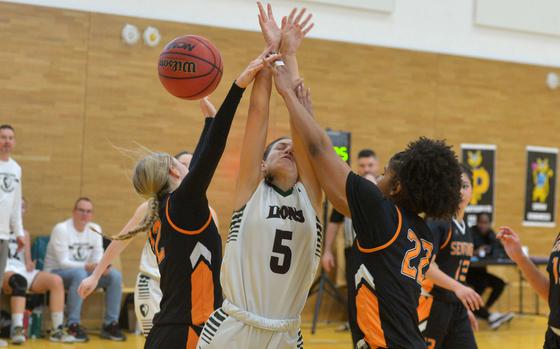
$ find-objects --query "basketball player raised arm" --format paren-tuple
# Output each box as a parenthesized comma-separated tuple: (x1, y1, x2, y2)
(280, 7, 322, 212)
(77, 97, 220, 299)
(234, 3, 320, 211)
(272, 60, 351, 217)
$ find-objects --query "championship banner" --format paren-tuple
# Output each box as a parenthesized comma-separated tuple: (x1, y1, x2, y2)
(461, 144, 496, 227)
(523, 146, 558, 227)
(327, 129, 351, 165)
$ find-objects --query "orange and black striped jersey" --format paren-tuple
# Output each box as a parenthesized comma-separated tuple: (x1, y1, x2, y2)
(547, 233, 560, 328)
(424, 219, 473, 303)
(346, 172, 433, 349)
(147, 82, 245, 330)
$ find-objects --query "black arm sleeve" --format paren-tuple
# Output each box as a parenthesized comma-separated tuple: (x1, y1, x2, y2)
(329, 208, 345, 223)
(174, 82, 245, 202)
(189, 117, 214, 171)
(345, 172, 398, 248)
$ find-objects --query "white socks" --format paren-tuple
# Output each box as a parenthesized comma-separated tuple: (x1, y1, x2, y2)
(11, 313, 23, 328)
(51, 312, 64, 329)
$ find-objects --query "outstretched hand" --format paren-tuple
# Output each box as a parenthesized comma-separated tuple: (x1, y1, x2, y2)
(199, 97, 217, 118)
(236, 47, 281, 89)
(257, 2, 282, 51)
(77, 275, 99, 299)
(496, 226, 525, 262)
(295, 83, 313, 115)
(280, 7, 314, 55)
(272, 62, 300, 96)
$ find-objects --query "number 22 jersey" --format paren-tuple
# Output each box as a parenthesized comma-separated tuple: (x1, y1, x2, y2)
(220, 180, 322, 320)
(346, 172, 434, 349)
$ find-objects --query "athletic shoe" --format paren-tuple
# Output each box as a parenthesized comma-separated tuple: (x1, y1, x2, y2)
(100, 321, 126, 341)
(50, 325, 77, 343)
(489, 312, 515, 330)
(0, 339, 7, 347)
(11, 326, 26, 345)
(67, 323, 89, 342)
(335, 322, 350, 332)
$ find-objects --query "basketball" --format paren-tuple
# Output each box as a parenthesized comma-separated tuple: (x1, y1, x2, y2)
(158, 35, 223, 100)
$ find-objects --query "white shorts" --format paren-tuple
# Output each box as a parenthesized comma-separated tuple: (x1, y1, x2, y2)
(4, 268, 40, 291)
(134, 272, 162, 336)
(197, 303, 303, 349)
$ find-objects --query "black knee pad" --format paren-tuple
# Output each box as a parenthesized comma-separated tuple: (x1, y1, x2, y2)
(8, 274, 27, 297)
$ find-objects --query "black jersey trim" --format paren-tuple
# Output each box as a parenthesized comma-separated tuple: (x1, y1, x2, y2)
(267, 182, 294, 197)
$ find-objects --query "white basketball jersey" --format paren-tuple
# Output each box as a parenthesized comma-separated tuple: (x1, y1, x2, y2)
(221, 181, 322, 320)
(139, 240, 160, 281)
(6, 230, 26, 275)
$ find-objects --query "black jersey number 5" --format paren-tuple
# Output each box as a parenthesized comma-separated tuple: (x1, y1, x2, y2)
(270, 229, 293, 274)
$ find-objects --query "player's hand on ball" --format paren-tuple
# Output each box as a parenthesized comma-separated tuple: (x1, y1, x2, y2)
(257, 2, 282, 51)
(280, 7, 314, 55)
(78, 276, 99, 299)
(200, 97, 217, 118)
(236, 48, 280, 89)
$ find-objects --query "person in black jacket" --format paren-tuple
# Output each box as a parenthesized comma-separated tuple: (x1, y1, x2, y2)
(467, 213, 514, 329)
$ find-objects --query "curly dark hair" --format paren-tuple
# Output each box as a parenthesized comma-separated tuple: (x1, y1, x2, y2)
(388, 137, 462, 219)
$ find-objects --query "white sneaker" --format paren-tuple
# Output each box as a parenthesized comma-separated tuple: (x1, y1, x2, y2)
(489, 312, 515, 330)
(50, 325, 77, 343)
(11, 326, 26, 344)
(0, 339, 7, 347)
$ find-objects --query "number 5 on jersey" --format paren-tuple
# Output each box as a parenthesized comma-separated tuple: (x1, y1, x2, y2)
(270, 229, 293, 274)
(401, 229, 433, 284)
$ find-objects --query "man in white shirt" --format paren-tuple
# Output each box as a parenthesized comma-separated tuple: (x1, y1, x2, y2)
(44, 197, 125, 342)
(0, 124, 25, 347)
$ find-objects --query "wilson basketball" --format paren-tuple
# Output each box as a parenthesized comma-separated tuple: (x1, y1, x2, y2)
(158, 35, 223, 100)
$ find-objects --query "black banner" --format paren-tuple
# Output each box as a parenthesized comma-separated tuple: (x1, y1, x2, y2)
(461, 144, 496, 227)
(523, 146, 558, 227)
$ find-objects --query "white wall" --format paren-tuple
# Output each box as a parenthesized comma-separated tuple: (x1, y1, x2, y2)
(3, 0, 560, 68)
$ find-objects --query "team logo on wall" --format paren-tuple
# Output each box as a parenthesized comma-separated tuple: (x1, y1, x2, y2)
(523, 146, 558, 227)
(461, 144, 496, 227)
(0, 173, 17, 193)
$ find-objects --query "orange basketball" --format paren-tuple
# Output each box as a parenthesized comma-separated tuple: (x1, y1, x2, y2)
(158, 35, 223, 100)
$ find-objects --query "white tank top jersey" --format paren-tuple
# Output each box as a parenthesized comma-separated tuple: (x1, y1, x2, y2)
(6, 230, 26, 275)
(139, 240, 160, 281)
(221, 181, 322, 320)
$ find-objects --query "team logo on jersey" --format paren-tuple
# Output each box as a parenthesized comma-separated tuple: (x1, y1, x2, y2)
(450, 241, 474, 257)
(0, 173, 17, 193)
(140, 304, 150, 318)
(267, 205, 305, 223)
(7, 239, 21, 260)
(69, 243, 93, 261)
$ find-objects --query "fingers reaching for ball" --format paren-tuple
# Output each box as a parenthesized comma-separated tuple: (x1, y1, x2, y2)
(236, 48, 281, 88)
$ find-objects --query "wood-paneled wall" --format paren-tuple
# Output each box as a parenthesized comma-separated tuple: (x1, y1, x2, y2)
(2, 2, 559, 320)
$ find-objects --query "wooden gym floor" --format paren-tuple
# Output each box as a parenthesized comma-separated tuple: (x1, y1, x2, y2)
(11, 315, 548, 349)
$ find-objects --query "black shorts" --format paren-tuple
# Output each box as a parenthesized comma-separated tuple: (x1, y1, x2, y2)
(544, 328, 560, 349)
(145, 324, 202, 349)
(421, 299, 477, 349)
